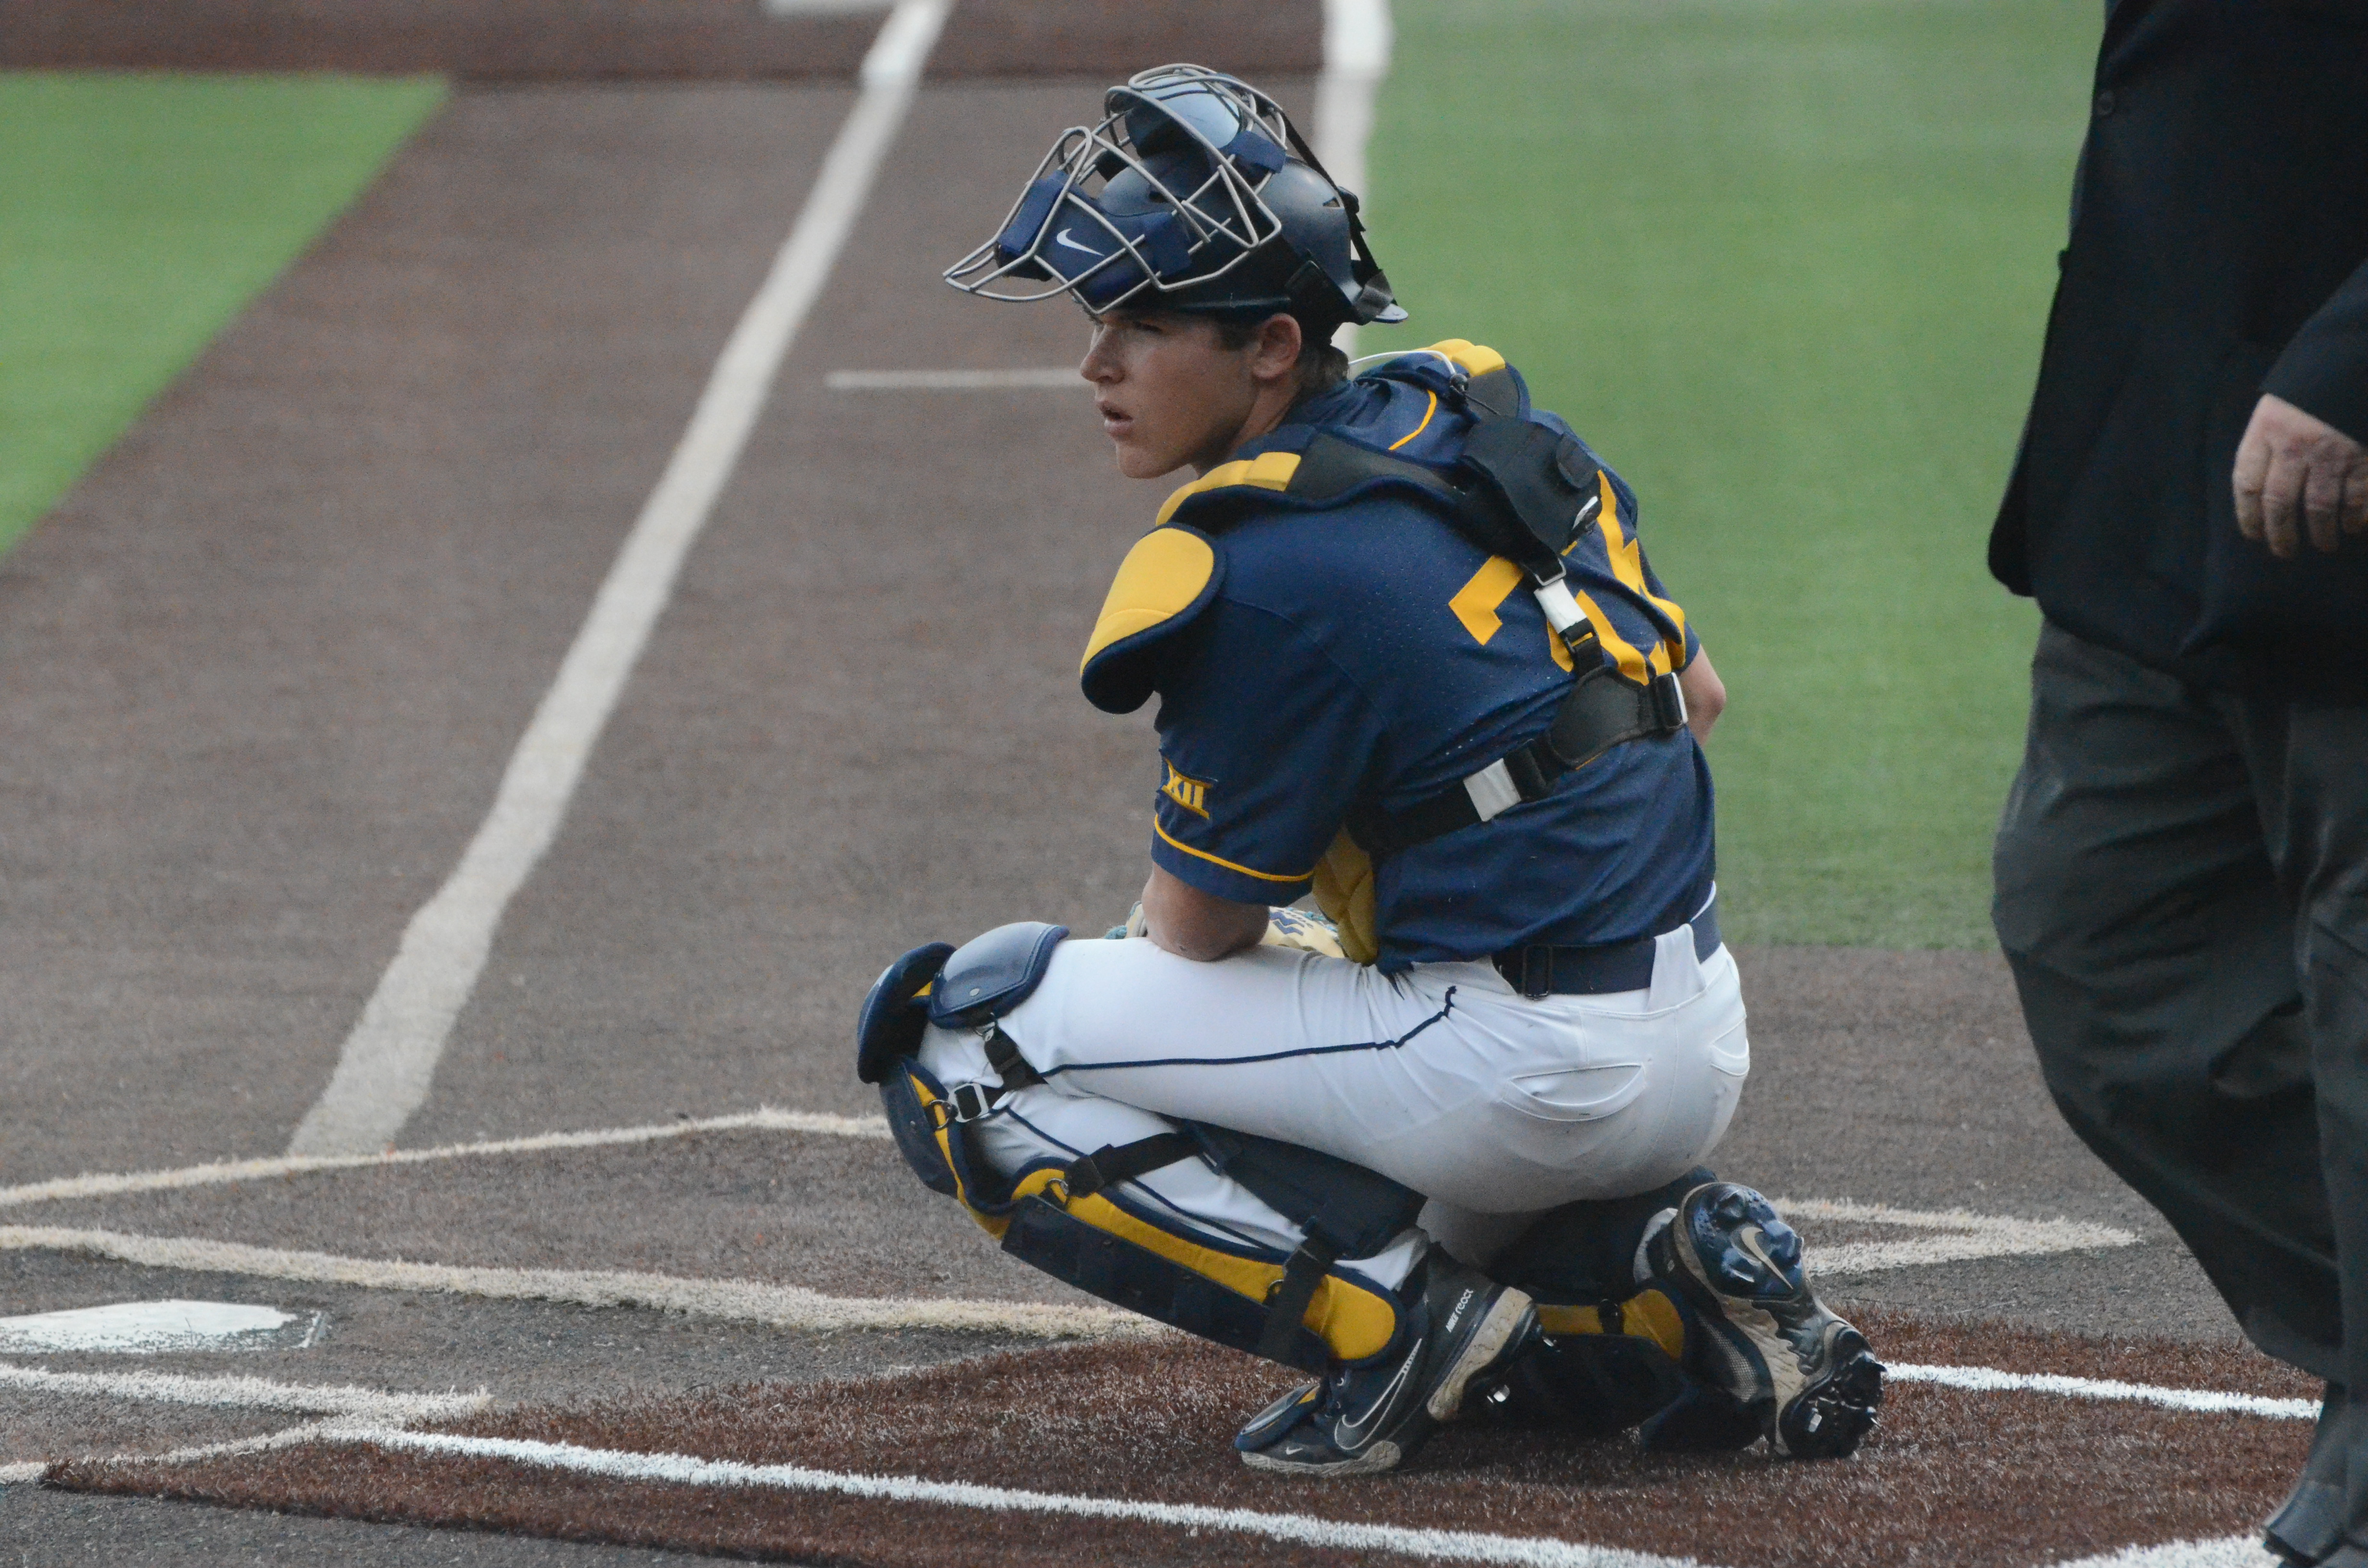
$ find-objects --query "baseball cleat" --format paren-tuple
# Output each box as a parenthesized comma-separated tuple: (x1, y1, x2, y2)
(1235, 1257, 1537, 1477)
(1642, 1182, 1884, 1458)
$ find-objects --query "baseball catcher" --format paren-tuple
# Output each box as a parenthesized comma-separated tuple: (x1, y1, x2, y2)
(858, 65, 1882, 1476)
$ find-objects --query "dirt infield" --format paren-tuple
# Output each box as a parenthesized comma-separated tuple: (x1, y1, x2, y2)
(49, 1319, 2314, 1567)
(0, 0, 1323, 80)
(0, 8, 2313, 1560)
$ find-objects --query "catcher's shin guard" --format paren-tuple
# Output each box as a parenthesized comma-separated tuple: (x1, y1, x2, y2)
(857, 928, 1414, 1372)
(1642, 1182, 1885, 1458)
(1460, 1287, 1696, 1439)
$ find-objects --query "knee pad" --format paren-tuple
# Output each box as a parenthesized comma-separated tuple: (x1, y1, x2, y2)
(858, 925, 1071, 1234)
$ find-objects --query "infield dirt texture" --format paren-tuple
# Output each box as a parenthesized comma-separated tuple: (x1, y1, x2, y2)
(0, 3, 2305, 1566)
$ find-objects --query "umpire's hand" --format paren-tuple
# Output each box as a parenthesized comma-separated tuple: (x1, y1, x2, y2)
(2233, 393, 2368, 558)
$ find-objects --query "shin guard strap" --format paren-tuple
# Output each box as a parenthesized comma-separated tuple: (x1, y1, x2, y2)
(1064, 1133, 1201, 1200)
(1258, 1241, 1340, 1364)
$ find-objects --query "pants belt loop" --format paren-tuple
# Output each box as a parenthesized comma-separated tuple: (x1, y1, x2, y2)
(1517, 945, 1551, 1000)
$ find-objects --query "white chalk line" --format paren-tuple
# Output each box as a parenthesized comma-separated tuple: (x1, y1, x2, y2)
(0, 1107, 885, 1213)
(826, 367, 1078, 390)
(0, 1362, 486, 1488)
(1315, 0, 1394, 361)
(0, 1225, 1147, 1341)
(0, 1359, 488, 1422)
(1886, 1362, 2314, 1421)
(294, 1427, 1713, 1568)
(2049, 1537, 2281, 1568)
(1776, 1196, 2139, 1277)
(286, 0, 953, 1160)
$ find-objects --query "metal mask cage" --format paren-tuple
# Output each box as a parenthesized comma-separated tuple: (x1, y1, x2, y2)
(944, 65, 1333, 316)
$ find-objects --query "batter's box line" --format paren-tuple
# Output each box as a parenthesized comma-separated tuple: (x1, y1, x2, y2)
(1771, 1197, 2139, 1276)
(0, 1114, 2135, 1281)
(0, 1107, 889, 1213)
(49, 1424, 2301, 1568)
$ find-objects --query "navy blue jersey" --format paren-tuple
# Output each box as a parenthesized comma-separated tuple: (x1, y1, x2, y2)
(1080, 341, 1714, 972)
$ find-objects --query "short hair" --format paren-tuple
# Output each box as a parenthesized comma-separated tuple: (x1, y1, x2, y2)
(1209, 314, 1349, 401)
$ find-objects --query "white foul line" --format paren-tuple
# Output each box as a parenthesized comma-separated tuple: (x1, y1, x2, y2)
(1314, 0, 1394, 359)
(1774, 1196, 2138, 1277)
(2049, 1538, 2283, 1568)
(0, 1359, 488, 1423)
(826, 367, 1080, 390)
(0, 1225, 1147, 1341)
(286, 0, 952, 1159)
(0, 1107, 886, 1213)
(1885, 1362, 2314, 1421)
(322, 1427, 1709, 1568)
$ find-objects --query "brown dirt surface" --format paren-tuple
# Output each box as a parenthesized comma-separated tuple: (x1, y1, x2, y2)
(50, 1319, 2312, 1567)
(0, 0, 1321, 80)
(24, 1124, 2043, 1319)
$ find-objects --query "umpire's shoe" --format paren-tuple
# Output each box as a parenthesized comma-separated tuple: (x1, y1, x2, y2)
(1234, 1256, 1537, 1478)
(1643, 1182, 1884, 1458)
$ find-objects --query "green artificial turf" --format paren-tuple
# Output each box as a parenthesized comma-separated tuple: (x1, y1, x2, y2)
(1361, 0, 2098, 948)
(0, 72, 446, 556)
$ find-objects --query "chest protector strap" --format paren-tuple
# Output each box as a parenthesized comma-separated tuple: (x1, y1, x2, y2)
(1286, 425, 1689, 860)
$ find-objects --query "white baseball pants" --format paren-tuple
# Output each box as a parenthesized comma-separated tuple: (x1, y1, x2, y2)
(916, 921, 1748, 1289)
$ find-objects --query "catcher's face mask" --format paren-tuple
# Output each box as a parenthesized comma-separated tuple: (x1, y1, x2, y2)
(945, 64, 1405, 333)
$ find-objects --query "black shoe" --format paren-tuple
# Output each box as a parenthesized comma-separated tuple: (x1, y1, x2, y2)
(1234, 1256, 1537, 1477)
(2267, 1385, 2350, 1566)
(1643, 1182, 1884, 1458)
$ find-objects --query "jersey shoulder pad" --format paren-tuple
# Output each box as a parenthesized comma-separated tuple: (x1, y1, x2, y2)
(1078, 524, 1225, 714)
(1153, 449, 1305, 528)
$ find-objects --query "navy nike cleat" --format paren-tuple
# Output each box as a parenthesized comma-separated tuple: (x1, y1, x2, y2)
(1642, 1182, 1884, 1458)
(1235, 1257, 1537, 1477)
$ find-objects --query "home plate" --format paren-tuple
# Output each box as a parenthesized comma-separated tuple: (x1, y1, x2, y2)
(0, 1299, 309, 1354)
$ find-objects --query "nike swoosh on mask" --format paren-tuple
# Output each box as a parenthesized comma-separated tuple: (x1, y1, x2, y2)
(1054, 227, 1102, 255)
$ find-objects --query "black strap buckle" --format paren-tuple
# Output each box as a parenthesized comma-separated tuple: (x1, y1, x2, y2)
(1514, 946, 1552, 1000)
(1646, 669, 1687, 735)
(947, 1082, 1001, 1124)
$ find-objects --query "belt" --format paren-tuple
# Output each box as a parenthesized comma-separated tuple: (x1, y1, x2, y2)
(1492, 895, 1720, 999)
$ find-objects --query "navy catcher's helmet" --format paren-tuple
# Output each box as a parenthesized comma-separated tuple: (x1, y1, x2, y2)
(944, 64, 1407, 337)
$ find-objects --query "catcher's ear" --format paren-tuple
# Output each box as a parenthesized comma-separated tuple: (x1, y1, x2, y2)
(1249, 313, 1303, 382)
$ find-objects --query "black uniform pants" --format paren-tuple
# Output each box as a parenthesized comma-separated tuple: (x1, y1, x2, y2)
(1995, 621, 2368, 1506)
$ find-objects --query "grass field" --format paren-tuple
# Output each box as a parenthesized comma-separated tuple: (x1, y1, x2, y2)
(1363, 0, 2098, 947)
(2, 10, 2093, 951)
(0, 72, 445, 556)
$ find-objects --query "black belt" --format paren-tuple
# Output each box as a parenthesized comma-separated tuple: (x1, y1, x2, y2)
(1493, 895, 1720, 999)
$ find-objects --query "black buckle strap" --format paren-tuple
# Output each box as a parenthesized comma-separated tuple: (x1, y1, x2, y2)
(982, 1022, 1044, 1088)
(1060, 1133, 1202, 1200)
(1258, 1240, 1339, 1364)
(946, 1021, 1049, 1125)
(1351, 664, 1688, 861)
(947, 1082, 1002, 1124)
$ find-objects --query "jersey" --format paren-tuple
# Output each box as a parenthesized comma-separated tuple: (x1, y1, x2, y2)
(1080, 341, 1714, 973)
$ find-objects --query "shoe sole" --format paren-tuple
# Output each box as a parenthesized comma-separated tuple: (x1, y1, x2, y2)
(1775, 1327, 1884, 1459)
(1237, 1289, 1537, 1479)
(1240, 1438, 1404, 1478)
(1426, 1288, 1537, 1423)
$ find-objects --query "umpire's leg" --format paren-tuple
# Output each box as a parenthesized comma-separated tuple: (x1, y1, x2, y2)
(2261, 687, 2368, 1560)
(1992, 622, 2338, 1370)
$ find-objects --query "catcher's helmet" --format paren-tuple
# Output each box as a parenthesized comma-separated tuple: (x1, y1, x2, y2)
(944, 64, 1406, 336)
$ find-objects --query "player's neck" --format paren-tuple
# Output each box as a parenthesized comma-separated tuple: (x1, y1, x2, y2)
(1187, 380, 1300, 476)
